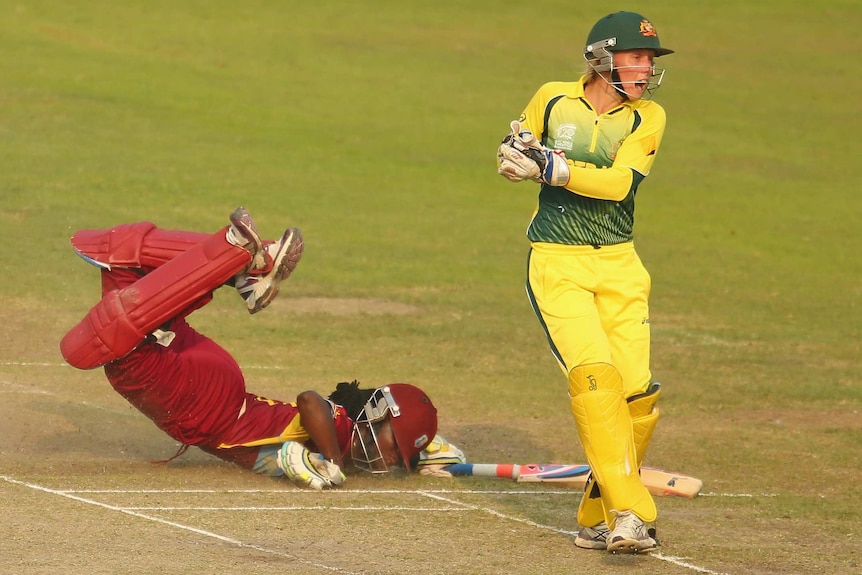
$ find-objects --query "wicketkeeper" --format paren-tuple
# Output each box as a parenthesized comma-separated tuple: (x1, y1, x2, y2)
(60, 207, 464, 488)
(496, 11, 674, 553)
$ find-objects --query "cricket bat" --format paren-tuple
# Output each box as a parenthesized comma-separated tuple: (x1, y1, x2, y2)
(445, 463, 703, 499)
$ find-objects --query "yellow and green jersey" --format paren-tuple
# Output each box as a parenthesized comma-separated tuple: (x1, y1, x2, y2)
(518, 76, 667, 246)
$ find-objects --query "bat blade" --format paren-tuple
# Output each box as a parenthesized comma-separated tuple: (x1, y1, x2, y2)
(517, 465, 703, 499)
(446, 463, 703, 498)
(641, 468, 703, 498)
(517, 464, 591, 480)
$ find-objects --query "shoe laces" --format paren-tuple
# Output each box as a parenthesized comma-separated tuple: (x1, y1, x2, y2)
(588, 524, 610, 541)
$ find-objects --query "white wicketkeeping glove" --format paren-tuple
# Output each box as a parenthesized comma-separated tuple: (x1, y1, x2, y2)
(497, 120, 569, 187)
(416, 435, 467, 478)
(497, 120, 543, 182)
(540, 148, 570, 187)
(278, 441, 346, 490)
(497, 142, 541, 182)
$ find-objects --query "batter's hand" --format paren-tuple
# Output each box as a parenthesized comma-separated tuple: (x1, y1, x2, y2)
(416, 434, 467, 478)
(279, 441, 346, 490)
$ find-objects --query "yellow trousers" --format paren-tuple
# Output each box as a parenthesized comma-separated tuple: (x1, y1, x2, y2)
(527, 241, 657, 525)
(526, 241, 651, 395)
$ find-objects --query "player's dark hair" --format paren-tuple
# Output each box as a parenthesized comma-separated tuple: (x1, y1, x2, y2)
(327, 380, 374, 420)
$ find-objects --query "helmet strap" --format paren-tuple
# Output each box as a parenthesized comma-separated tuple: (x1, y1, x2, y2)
(609, 69, 631, 101)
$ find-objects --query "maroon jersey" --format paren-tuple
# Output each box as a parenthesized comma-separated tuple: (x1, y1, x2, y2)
(106, 318, 248, 446)
(105, 317, 353, 469)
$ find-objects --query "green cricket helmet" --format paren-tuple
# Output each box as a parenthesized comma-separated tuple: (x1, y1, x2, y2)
(585, 12, 673, 58)
(583, 12, 673, 99)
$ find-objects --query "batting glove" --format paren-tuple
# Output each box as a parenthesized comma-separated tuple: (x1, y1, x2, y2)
(278, 441, 346, 490)
(416, 434, 467, 478)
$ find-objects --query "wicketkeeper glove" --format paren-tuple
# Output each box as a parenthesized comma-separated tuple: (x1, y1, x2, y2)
(416, 434, 467, 478)
(539, 148, 570, 187)
(496, 120, 570, 187)
(278, 441, 346, 490)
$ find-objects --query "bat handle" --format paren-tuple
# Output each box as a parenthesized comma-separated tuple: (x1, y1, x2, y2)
(444, 463, 520, 479)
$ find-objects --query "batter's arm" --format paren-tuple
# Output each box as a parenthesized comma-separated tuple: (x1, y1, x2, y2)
(296, 391, 345, 468)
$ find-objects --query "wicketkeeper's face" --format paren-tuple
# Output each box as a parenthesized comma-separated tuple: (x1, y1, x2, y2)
(612, 49, 658, 100)
(350, 418, 402, 473)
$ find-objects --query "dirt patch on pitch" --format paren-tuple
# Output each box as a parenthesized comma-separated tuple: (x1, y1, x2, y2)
(285, 297, 419, 316)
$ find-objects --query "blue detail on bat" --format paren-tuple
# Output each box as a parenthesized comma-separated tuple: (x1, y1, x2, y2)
(444, 463, 592, 480)
(520, 464, 591, 479)
(445, 463, 476, 476)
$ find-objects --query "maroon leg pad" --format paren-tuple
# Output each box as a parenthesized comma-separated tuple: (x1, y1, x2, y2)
(60, 289, 148, 370)
(61, 227, 251, 370)
(72, 223, 207, 270)
(99, 267, 145, 297)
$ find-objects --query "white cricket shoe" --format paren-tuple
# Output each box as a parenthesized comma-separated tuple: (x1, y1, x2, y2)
(227, 206, 272, 271)
(228, 207, 263, 252)
(606, 510, 659, 554)
(234, 227, 304, 313)
(574, 522, 610, 550)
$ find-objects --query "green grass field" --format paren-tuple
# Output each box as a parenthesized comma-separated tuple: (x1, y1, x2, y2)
(2, 1, 860, 573)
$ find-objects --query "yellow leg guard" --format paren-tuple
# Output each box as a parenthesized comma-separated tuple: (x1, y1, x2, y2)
(628, 383, 661, 468)
(569, 363, 656, 525)
(578, 383, 661, 527)
(576, 477, 606, 528)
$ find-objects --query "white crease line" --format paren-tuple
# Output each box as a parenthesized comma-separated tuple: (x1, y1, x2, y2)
(0, 385, 53, 395)
(5, 476, 736, 575)
(700, 492, 777, 498)
(61, 488, 768, 499)
(652, 554, 732, 575)
(0, 381, 133, 414)
(1, 361, 760, 574)
(0, 361, 69, 367)
(59, 488, 575, 495)
(0, 379, 55, 393)
(119, 506, 470, 511)
(419, 490, 580, 536)
(419, 490, 732, 575)
(1, 475, 360, 574)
